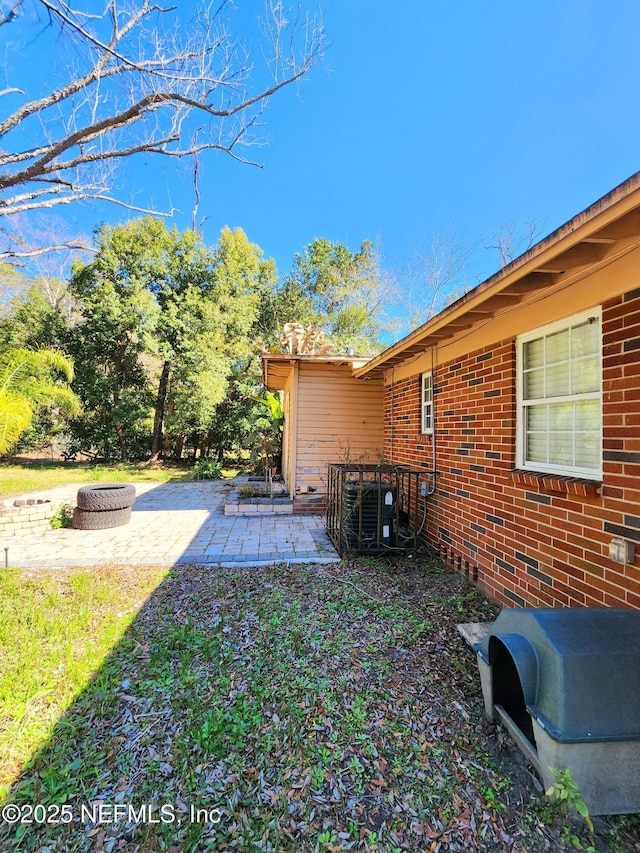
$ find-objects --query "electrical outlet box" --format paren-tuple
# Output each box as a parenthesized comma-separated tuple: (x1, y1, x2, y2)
(420, 481, 428, 497)
(609, 539, 635, 565)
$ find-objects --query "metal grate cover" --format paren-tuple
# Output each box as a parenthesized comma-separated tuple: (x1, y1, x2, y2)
(325, 463, 434, 556)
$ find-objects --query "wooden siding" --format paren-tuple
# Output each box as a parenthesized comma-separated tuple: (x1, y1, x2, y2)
(294, 363, 384, 496)
(282, 368, 297, 498)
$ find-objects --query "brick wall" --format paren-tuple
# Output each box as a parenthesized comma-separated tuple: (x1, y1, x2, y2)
(293, 494, 327, 514)
(0, 498, 58, 535)
(386, 289, 640, 610)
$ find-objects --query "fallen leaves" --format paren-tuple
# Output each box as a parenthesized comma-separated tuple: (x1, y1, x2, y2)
(0, 557, 601, 851)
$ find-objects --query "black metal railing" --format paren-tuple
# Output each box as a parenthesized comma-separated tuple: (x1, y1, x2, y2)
(326, 463, 436, 556)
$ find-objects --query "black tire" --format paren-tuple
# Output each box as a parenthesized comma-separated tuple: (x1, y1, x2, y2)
(72, 506, 132, 530)
(76, 483, 136, 511)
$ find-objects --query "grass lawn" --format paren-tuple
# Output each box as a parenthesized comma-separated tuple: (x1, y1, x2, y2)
(0, 566, 169, 800)
(0, 460, 192, 498)
(0, 459, 243, 498)
(0, 557, 637, 852)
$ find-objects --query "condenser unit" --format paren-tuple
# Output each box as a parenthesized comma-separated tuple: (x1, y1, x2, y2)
(326, 463, 433, 556)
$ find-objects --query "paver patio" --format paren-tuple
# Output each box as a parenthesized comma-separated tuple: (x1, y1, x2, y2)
(2, 480, 340, 568)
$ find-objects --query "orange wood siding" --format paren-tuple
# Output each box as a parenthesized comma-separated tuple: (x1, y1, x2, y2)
(294, 363, 384, 495)
(282, 368, 297, 497)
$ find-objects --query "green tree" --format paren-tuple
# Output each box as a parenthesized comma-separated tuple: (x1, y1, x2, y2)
(67, 220, 161, 460)
(272, 238, 389, 353)
(67, 219, 272, 461)
(205, 356, 270, 465)
(210, 237, 389, 471)
(153, 226, 274, 459)
(206, 240, 280, 462)
(253, 390, 284, 476)
(0, 262, 28, 310)
(0, 260, 78, 452)
(0, 282, 68, 350)
(0, 347, 80, 455)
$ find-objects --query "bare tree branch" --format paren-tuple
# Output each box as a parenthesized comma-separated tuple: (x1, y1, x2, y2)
(0, 88, 25, 99)
(0, 212, 92, 310)
(2, 189, 179, 217)
(399, 231, 476, 332)
(485, 217, 544, 267)
(0, 0, 327, 256)
(0, 240, 91, 261)
(191, 149, 201, 231)
(0, 0, 23, 26)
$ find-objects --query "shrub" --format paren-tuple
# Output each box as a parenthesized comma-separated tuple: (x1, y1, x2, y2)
(191, 459, 223, 480)
(50, 503, 73, 529)
(238, 485, 259, 498)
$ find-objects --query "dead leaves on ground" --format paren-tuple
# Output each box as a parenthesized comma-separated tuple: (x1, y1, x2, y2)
(0, 557, 595, 852)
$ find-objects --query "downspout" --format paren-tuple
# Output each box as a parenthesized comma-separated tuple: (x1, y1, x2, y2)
(389, 367, 395, 463)
(430, 346, 437, 494)
(289, 361, 299, 501)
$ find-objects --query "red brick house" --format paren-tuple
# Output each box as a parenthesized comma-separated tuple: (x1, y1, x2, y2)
(355, 172, 640, 609)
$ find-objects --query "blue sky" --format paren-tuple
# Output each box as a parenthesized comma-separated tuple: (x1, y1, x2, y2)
(215, 0, 640, 281)
(194, 1, 640, 276)
(4, 0, 640, 326)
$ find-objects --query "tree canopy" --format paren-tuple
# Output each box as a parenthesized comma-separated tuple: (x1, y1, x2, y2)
(0, 216, 394, 464)
(262, 237, 389, 354)
(66, 218, 272, 460)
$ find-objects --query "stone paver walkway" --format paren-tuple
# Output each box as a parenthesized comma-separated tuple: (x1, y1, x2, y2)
(3, 480, 339, 569)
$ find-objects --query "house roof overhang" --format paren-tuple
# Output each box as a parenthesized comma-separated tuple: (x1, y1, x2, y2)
(262, 353, 373, 390)
(355, 171, 640, 380)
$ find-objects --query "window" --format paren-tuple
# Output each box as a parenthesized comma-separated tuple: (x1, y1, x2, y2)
(516, 310, 601, 478)
(421, 372, 433, 434)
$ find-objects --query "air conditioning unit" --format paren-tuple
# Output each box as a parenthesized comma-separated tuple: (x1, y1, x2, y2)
(342, 480, 395, 550)
(326, 463, 433, 556)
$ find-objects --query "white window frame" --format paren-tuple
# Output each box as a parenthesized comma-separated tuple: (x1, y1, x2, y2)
(516, 309, 602, 479)
(421, 372, 433, 435)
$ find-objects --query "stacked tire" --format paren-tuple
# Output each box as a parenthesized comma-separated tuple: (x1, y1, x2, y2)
(72, 484, 136, 530)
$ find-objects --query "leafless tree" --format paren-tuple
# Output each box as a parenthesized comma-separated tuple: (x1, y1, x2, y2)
(0, 0, 327, 259)
(0, 211, 92, 308)
(0, 260, 27, 309)
(399, 230, 475, 333)
(485, 217, 544, 267)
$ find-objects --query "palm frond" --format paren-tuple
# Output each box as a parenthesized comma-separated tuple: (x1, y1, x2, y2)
(0, 392, 33, 455)
(0, 347, 80, 454)
(0, 348, 75, 399)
